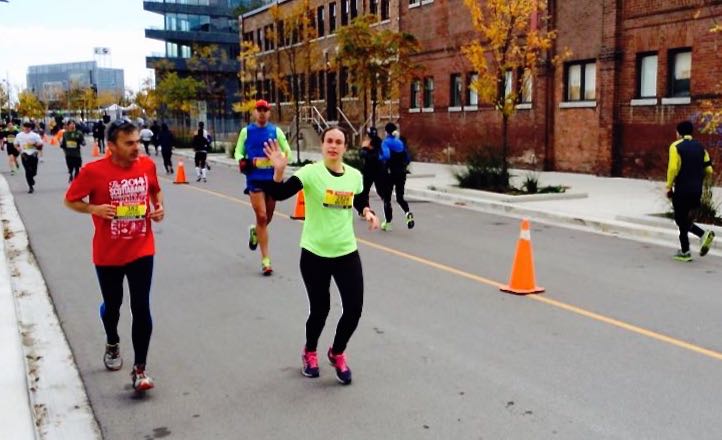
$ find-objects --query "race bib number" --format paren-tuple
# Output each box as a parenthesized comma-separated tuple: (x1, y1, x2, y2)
(253, 157, 274, 169)
(66, 140, 78, 148)
(7, 136, 15, 143)
(115, 203, 147, 219)
(323, 189, 353, 209)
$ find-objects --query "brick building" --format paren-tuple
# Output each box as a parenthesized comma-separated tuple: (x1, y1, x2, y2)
(400, 0, 722, 177)
(241, 0, 402, 142)
(241, 0, 722, 177)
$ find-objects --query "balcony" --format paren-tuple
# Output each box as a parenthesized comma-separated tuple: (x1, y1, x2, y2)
(146, 56, 240, 73)
(145, 28, 239, 45)
(143, 1, 233, 17)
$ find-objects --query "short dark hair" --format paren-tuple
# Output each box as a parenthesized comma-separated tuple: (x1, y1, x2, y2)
(22, 121, 32, 128)
(107, 119, 138, 144)
(385, 122, 397, 134)
(321, 126, 347, 145)
(677, 121, 694, 136)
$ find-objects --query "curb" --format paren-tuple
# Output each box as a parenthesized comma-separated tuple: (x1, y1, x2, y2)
(405, 186, 721, 257)
(0, 176, 101, 440)
(430, 184, 588, 203)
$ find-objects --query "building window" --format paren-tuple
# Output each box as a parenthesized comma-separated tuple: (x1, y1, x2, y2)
(256, 29, 263, 49)
(636, 53, 657, 98)
(319, 72, 326, 99)
(370, 0, 378, 15)
(350, 0, 358, 19)
(450, 73, 462, 107)
(329, 2, 337, 33)
(503, 70, 513, 98)
(180, 45, 191, 58)
(521, 69, 532, 103)
(410, 79, 420, 109)
(341, 0, 349, 25)
(566, 60, 596, 101)
(466, 73, 478, 106)
(409, 0, 420, 6)
(423, 76, 434, 108)
(341, 67, 349, 97)
(317, 6, 325, 37)
(669, 49, 691, 97)
(381, 0, 389, 20)
(264, 25, 274, 50)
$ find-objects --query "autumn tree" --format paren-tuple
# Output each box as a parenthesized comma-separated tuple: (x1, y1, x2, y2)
(694, 1, 722, 144)
(462, 0, 563, 176)
(188, 44, 232, 134)
(271, 0, 320, 158)
(155, 72, 202, 123)
(133, 78, 158, 120)
(235, 40, 261, 115)
(335, 14, 421, 128)
(0, 82, 10, 120)
(16, 89, 46, 120)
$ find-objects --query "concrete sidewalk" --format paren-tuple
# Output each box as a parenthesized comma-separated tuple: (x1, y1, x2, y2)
(176, 149, 721, 256)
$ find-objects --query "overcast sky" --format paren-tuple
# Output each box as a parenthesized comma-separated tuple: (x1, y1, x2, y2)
(0, 0, 165, 98)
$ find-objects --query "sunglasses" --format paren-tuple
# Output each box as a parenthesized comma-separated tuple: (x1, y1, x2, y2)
(106, 119, 137, 141)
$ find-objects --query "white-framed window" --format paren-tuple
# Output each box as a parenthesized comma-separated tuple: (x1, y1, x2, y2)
(669, 49, 691, 97)
(521, 69, 532, 103)
(317, 6, 325, 37)
(410, 79, 421, 109)
(450, 73, 462, 107)
(466, 72, 478, 107)
(381, 0, 390, 20)
(566, 60, 596, 101)
(423, 76, 434, 108)
(329, 3, 336, 33)
(504, 70, 513, 98)
(637, 53, 658, 98)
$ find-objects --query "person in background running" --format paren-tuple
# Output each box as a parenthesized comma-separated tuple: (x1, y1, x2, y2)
(192, 128, 210, 182)
(379, 123, 415, 231)
(15, 122, 43, 193)
(357, 126, 391, 220)
(234, 99, 292, 276)
(1, 121, 20, 175)
(158, 123, 175, 174)
(64, 119, 165, 393)
(150, 120, 160, 156)
(60, 120, 86, 182)
(263, 126, 379, 385)
(94, 120, 106, 154)
(139, 125, 154, 156)
(666, 120, 715, 262)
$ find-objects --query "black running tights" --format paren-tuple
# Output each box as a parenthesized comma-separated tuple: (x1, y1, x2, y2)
(300, 249, 363, 354)
(95, 255, 154, 366)
(673, 194, 704, 253)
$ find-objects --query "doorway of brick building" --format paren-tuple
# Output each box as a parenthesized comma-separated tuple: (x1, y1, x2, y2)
(326, 72, 337, 121)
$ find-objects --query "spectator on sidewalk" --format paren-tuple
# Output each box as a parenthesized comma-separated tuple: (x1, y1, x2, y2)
(666, 120, 715, 261)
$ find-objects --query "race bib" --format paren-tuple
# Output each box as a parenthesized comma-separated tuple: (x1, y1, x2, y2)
(115, 203, 147, 220)
(323, 189, 353, 209)
(7, 136, 15, 143)
(253, 157, 274, 169)
(66, 140, 78, 149)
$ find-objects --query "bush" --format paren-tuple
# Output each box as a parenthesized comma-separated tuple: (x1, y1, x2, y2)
(696, 179, 721, 224)
(521, 173, 539, 194)
(454, 148, 511, 192)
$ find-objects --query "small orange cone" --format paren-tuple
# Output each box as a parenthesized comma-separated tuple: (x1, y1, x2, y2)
(290, 191, 305, 220)
(173, 159, 189, 184)
(91, 142, 100, 157)
(500, 219, 544, 295)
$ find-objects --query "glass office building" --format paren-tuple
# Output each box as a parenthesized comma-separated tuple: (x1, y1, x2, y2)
(27, 61, 124, 101)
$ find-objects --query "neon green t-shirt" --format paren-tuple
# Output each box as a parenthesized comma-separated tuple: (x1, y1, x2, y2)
(294, 161, 363, 258)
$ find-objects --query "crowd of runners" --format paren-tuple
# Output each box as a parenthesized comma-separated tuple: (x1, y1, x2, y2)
(0, 106, 715, 394)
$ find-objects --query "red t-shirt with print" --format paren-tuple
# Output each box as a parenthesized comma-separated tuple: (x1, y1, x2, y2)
(65, 156, 161, 266)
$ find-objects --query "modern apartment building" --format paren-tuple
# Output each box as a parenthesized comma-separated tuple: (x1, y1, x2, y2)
(27, 61, 124, 102)
(144, 0, 249, 118)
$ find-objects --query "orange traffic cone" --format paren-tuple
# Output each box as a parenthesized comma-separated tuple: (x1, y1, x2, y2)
(500, 219, 544, 295)
(91, 142, 100, 157)
(173, 160, 189, 184)
(290, 191, 305, 220)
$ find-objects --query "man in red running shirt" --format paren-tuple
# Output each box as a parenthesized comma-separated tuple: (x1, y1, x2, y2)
(64, 119, 165, 392)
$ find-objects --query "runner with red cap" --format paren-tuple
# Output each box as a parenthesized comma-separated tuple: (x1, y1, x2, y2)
(234, 99, 292, 275)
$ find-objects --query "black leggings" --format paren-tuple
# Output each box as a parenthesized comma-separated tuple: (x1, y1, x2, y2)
(389, 171, 410, 214)
(194, 151, 207, 169)
(162, 150, 173, 173)
(673, 194, 704, 253)
(142, 141, 151, 155)
(20, 153, 38, 188)
(359, 165, 392, 219)
(65, 156, 82, 180)
(95, 255, 154, 366)
(300, 249, 363, 354)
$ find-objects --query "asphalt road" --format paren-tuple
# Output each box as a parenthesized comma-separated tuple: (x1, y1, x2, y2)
(6, 144, 722, 440)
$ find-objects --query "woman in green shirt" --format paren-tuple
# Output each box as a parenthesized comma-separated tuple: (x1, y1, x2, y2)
(264, 127, 379, 385)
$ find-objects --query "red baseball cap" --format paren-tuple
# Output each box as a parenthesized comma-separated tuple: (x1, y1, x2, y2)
(255, 99, 270, 110)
